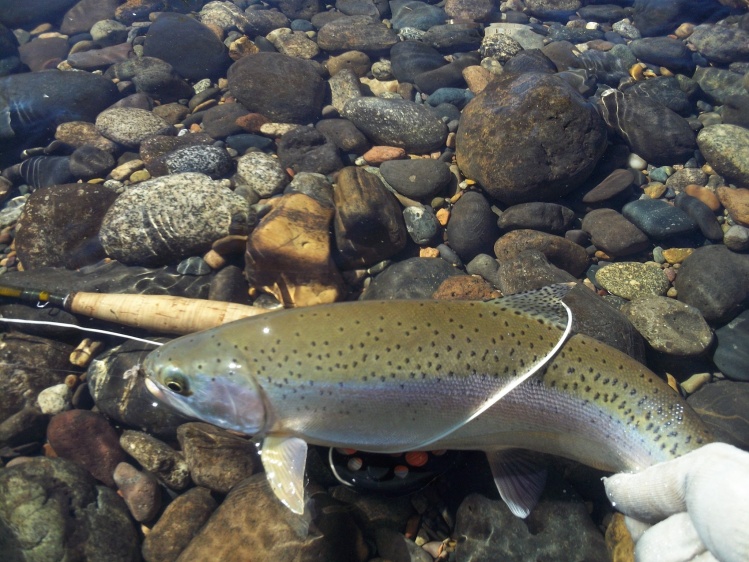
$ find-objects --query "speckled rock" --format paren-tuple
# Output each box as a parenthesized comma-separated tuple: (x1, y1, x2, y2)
(317, 15, 399, 54)
(697, 125, 749, 187)
(498, 202, 575, 235)
(96, 107, 173, 149)
(621, 296, 713, 356)
(456, 72, 606, 204)
(343, 97, 448, 154)
(403, 205, 440, 244)
(0, 457, 139, 562)
(119, 430, 191, 491)
(595, 262, 670, 300)
(228, 52, 325, 124)
(712, 309, 749, 382)
(687, 23, 749, 66)
(164, 144, 234, 179)
(99, 173, 250, 266)
(494, 230, 589, 277)
(582, 208, 650, 257)
(333, 166, 408, 268)
(447, 191, 499, 263)
(235, 151, 290, 198)
(724, 224, 749, 251)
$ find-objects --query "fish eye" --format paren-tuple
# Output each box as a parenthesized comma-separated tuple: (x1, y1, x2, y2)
(164, 373, 190, 396)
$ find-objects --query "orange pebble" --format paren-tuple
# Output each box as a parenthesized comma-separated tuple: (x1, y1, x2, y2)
(394, 465, 409, 478)
(336, 447, 357, 455)
(405, 451, 429, 467)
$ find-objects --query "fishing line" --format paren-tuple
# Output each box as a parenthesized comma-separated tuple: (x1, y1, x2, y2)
(0, 316, 164, 347)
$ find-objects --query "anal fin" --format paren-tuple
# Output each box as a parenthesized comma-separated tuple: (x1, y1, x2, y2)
(486, 449, 547, 518)
(260, 435, 308, 514)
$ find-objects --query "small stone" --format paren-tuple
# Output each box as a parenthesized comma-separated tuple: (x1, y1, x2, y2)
(498, 202, 575, 235)
(595, 262, 670, 300)
(688, 381, 749, 448)
(37, 384, 72, 415)
(581, 208, 650, 258)
(235, 151, 289, 198)
(621, 296, 713, 356)
(447, 191, 499, 263)
(432, 275, 500, 300)
(95, 107, 173, 149)
(684, 184, 721, 211)
(494, 230, 589, 277)
(661, 248, 693, 264)
(697, 124, 749, 186)
(717, 186, 749, 227)
(379, 158, 452, 201)
(176, 423, 258, 494)
(723, 224, 749, 251)
(674, 192, 724, 241)
(643, 182, 667, 199)
(164, 145, 233, 179)
(582, 169, 635, 204)
(713, 310, 749, 382)
(119, 430, 191, 491)
(362, 146, 406, 165)
(403, 205, 440, 245)
(361, 257, 462, 299)
(621, 199, 697, 240)
(113, 462, 161, 522)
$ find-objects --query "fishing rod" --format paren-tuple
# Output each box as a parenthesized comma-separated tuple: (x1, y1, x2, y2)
(0, 284, 271, 335)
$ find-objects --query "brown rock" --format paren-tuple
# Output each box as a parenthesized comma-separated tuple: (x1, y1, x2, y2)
(235, 112, 271, 133)
(246, 193, 343, 307)
(494, 229, 589, 277)
(333, 166, 408, 268)
(142, 487, 218, 562)
(717, 186, 749, 227)
(120, 430, 191, 491)
(462, 65, 492, 94)
(581, 208, 650, 257)
(685, 184, 721, 211)
(46, 410, 127, 487)
(445, 0, 494, 22)
(114, 462, 162, 522)
(55, 121, 118, 152)
(361, 146, 406, 165)
(606, 513, 635, 562)
(582, 169, 635, 204)
(432, 275, 500, 300)
(176, 423, 258, 494)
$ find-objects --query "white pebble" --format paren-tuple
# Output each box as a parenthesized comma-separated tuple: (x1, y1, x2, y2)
(628, 153, 647, 170)
(37, 384, 72, 415)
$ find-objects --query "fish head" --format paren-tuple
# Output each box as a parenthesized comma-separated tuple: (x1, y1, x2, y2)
(142, 336, 268, 436)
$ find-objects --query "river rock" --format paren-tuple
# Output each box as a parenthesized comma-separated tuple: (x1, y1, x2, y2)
(621, 296, 713, 356)
(697, 125, 749, 187)
(390, 41, 445, 84)
(109, 56, 193, 104)
(494, 230, 589, 277)
(234, 151, 290, 198)
(334, 166, 408, 268)
(379, 158, 452, 200)
(277, 126, 343, 175)
(415, 53, 479, 94)
(628, 38, 695, 74)
(582, 208, 650, 257)
(120, 430, 191, 491)
(688, 381, 749, 449)
(599, 89, 696, 165)
(143, 12, 230, 81)
(361, 256, 462, 299)
(316, 118, 370, 154)
(456, 72, 606, 205)
(342, 97, 448, 154)
(687, 23, 749, 66)
(141, 487, 218, 562)
(95, 107, 173, 149)
(0, 457, 139, 562)
(621, 198, 697, 240)
(99, 172, 250, 266)
(164, 144, 234, 179)
(675, 245, 749, 324)
(582, 169, 635, 204)
(246, 192, 344, 307)
(447, 191, 499, 263)
(0, 0, 78, 27)
(228, 52, 325, 124)
(403, 205, 440, 244)
(46, 409, 127, 487)
(595, 262, 670, 300)
(60, 0, 120, 35)
(498, 202, 575, 235)
(692, 67, 746, 105)
(674, 193, 724, 241)
(113, 462, 161, 523)
(317, 15, 398, 54)
(712, 310, 749, 382)
(624, 76, 693, 115)
(632, 0, 726, 37)
(15, 183, 118, 270)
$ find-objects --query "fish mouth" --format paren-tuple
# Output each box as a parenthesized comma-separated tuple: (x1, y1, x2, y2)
(144, 377, 164, 401)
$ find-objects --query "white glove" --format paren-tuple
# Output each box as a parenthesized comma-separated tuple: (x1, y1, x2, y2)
(603, 443, 749, 562)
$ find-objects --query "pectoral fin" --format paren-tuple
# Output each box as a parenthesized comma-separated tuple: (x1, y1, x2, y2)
(260, 435, 308, 514)
(486, 449, 547, 518)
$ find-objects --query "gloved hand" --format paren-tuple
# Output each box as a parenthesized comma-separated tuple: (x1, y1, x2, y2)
(603, 443, 749, 562)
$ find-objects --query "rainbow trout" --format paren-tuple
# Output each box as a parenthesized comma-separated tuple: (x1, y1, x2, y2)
(142, 284, 711, 516)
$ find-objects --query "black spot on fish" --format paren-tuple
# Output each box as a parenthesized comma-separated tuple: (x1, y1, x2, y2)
(630, 389, 637, 396)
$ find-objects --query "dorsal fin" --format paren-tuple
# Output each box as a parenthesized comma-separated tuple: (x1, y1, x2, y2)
(485, 283, 575, 330)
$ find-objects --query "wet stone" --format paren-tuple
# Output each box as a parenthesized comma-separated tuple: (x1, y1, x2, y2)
(688, 381, 749, 449)
(724, 224, 749, 251)
(70, 145, 116, 179)
(692, 67, 746, 105)
(713, 310, 749, 382)
(199, 103, 250, 139)
(717, 186, 749, 228)
(277, 126, 343, 175)
(317, 15, 399, 54)
(361, 256, 462, 299)
(447, 190, 499, 263)
(96, 107, 173, 149)
(621, 199, 697, 240)
(494, 230, 589, 277)
(632, 0, 725, 38)
(403, 205, 440, 245)
(390, 41, 445, 84)
(114, 462, 162, 523)
(674, 193, 723, 241)
(697, 125, 749, 187)
(582, 169, 635, 204)
(629, 38, 695, 74)
(432, 274, 500, 301)
(37, 384, 72, 415)
(665, 168, 708, 192)
(497, 202, 575, 235)
(316, 118, 371, 154)
(15, 155, 74, 189)
(687, 23, 749, 66)
(621, 296, 713, 356)
(235, 151, 290, 198)
(596, 262, 670, 301)
(581, 208, 650, 258)
(120, 430, 191, 491)
(164, 145, 234, 179)
(46, 409, 127, 487)
(625, 76, 693, 116)
(379, 158, 452, 200)
(391, 0, 446, 31)
(414, 53, 478, 94)
(0, 457, 139, 562)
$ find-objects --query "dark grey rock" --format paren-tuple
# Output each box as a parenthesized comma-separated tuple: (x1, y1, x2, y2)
(632, 0, 726, 37)
(361, 256, 462, 299)
(447, 191, 499, 263)
(456, 72, 606, 205)
(421, 23, 482, 53)
(577, 4, 627, 22)
(582, 169, 635, 204)
(199, 103, 250, 139)
(675, 245, 749, 324)
(722, 94, 749, 129)
(674, 193, 723, 241)
(692, 66, 746, 105)
(108, 56, 193, 104)
(466, 253, 500, 286)
(16, 155, 73, 189)
(622, 198, 697, 240)
(582, 208, 650, 257)
(547, 22, 604, 43)
(578, 46, 633, 87)
(99, 173, 250, 266)
(165, 145, 234, 179)
(414, 53, 479, 94)
(688, 23, 749, 66)
(143, 12, 230, 81)
(403, 205, 440, 244)
(277, 126, 343, 175)
(390, 40, 446, 84)
(69, 145, 116, 180)
(503, 49, 557, 75)
(342, 97, 448, 153)
(316, 118, 370, 154)
(0, 0, 78, 27)
(629, 37, 695, 74)
(494, 230, 589, 277)
(624, 76, 693, 116)
(599, 89, 696, 165)
(498, 202, 575, 235)
(688, 381, 749, 449)
(525, 0, 581, 20)
(380, 158, 452, 200)
(713, 310, 749, 381)
(391, 0, 446, 31)
(244, 6, 293, 34)
(0, 457, 139, 562)
(228, 52, 325, 124)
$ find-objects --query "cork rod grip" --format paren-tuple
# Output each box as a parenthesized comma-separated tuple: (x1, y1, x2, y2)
(69, 292, 270, 334)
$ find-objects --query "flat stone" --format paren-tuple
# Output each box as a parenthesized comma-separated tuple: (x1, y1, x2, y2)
(717, 186, 749, 227)
(317, 15, 398, 54)
(498, 202, 575, 235)
(622, 198, 697, 240)
(621, 296, 713, 356)
(494, 229, 589, 277)
(674, 192, 724, 241)
(688, 381, 749, 448)
(713, 309, 749, 382)
(595, 262, 670, 300)
(687, 23, 749, 66)
(581, 208, 650, 257)
(582, 169, 635, 204)
(697, 125, 749, 187)
(447, 191, 499, 262)
(95, 107, 173, 149)
(361, 257, 462, 299)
